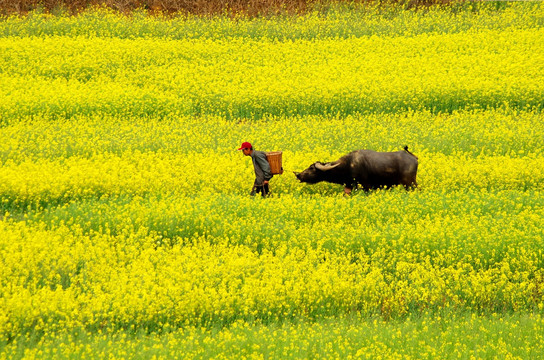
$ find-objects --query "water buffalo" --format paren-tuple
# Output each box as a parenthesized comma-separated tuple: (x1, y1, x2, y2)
(295, 146, 418, 195)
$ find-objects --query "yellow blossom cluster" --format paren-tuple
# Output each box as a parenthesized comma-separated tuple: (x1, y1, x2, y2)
(1, 2, 544, 357)
(1, 185, 543, 340)
(0, 111, 542, 211)
(0, 15, 543, 121)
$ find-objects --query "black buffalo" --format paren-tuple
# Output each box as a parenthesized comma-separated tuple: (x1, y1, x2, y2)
(295, 146, 418, 195)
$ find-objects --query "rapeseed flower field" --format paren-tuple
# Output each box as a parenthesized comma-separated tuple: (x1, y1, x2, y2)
(1, 2, 544, 358)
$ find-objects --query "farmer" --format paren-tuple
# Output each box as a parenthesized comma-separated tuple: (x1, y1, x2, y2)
(238, 141, 272, 197)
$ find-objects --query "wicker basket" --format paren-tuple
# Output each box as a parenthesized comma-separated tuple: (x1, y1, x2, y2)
(266, 151, 283, 175)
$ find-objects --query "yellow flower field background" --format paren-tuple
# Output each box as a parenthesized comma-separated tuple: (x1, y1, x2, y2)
(1, 2, 544, 358)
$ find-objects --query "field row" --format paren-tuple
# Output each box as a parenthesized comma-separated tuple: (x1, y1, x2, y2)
(1, 110, 542, 161)
(1, 27, 543, 120)
(1, 150, 543, 211)
(0, 110, 541, 210)
(3, 313, 544, 359)
(1, 195, 543, 339)
(1, 2, 543, 39)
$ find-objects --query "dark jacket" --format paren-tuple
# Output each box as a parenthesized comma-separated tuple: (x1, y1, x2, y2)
(251, 150, 273, 186)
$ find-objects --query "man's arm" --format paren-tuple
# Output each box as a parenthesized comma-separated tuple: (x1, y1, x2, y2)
(255, 152, 272, 180)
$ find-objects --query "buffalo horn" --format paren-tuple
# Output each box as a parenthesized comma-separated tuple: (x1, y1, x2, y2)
(315, 162, 340, 171)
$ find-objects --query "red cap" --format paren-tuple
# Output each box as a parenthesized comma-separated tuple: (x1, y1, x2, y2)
(237, 142, 252, 150)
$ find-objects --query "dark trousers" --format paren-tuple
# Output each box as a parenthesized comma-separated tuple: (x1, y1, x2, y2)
(256, 184, 270, 197)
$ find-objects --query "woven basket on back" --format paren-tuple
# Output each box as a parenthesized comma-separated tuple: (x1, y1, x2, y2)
(266, 151, 283, 175)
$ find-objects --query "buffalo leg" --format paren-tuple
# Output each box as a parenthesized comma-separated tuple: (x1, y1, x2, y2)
(402, 178, 418, 191)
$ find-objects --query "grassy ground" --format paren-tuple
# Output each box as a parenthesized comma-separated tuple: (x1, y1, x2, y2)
(4, 313, 544, 359)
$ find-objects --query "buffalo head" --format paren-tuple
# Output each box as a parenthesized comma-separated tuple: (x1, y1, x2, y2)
(294, 162, 341, 184)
